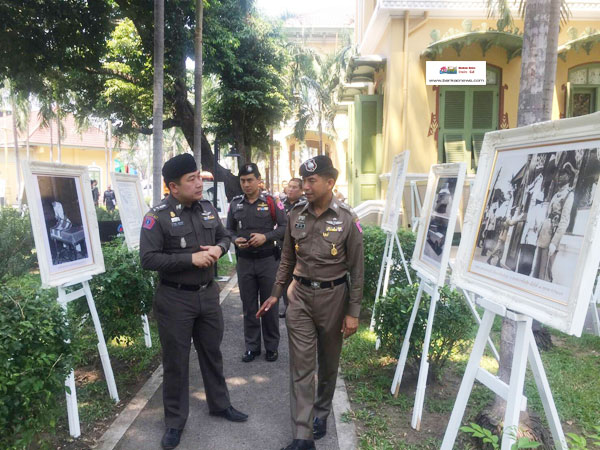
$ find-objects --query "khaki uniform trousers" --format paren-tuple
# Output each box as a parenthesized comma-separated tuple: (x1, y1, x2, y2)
(286, 279, 348, 439)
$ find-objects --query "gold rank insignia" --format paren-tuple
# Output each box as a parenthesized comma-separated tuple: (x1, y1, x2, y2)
(170, 211, 176, 217)
(295, 243, 299, 252)
(331, 243, 338, 256)
(322, 232, 330, 237)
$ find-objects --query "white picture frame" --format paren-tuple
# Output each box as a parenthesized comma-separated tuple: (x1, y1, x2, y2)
(22, 161, 105, 287)
(412, 163, 467, 286)
(381, 151, 410, 233)
(452, 112, 600, 336)
(202, 181, 228, 220)
(111, 172, 148, 250)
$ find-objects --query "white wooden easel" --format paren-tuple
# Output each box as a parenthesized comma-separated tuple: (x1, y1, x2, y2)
(57, 276, 120, 438)
(441, 297, 568, 450)
(369, 230, 413, 336)
(588, 273, 600, 336)
(410, 180, 423, 231)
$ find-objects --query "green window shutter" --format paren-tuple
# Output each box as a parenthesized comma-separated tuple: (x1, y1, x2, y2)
(443, 91, 466, 129)
(472, 91, 494, 129)
(361, 99, 378, 174)
(566, 81, 573, 118)
(444, 134, 468, 164)
(472, 133, 485, 166)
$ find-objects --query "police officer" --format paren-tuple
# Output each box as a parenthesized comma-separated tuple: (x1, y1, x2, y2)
(257, 155, 364, 450)
(226, 163, 288, 362)
(140, 154, 247, 450)
(279, 177, 306, 318)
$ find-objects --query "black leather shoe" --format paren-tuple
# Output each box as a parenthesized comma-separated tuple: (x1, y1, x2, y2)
(209, 405, 248, 422)
(280, 439, 316, 450)
(266, 350, 279, 362)
(242, 350, 260, 362)
(161, 428, 182, 449)
(313, 417, 327, 440)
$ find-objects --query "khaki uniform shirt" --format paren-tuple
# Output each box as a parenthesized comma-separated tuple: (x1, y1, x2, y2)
(139, 195, 231, 285)
(271, 195, 364, 317)
(536, 185, 574, 249)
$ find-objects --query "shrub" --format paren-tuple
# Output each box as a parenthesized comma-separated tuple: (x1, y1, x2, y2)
(0, 275, 72, 449)
(95, 206, 121, 221)
(362, 225, 416, 314)
(374, 283, 474, 379)
(0, 208, 36, 283)
(72, 239, 155, 345)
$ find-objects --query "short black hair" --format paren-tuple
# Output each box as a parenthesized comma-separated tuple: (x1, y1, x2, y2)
(314, 168, 338, 182)
(288, 177, 302, 186)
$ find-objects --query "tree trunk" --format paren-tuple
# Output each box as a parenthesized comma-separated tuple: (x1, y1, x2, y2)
(26, 121, 30, 161)
(477, 1, 557, 447)
(193, 0, 203, 169)
(232, 112, 249, 164)
(49, 120, 53, 162)
(152, 0, 165, 206)
(269, 129, 274, 191)
(542, 0, 561, 121)
(318, 104, 324, 155)
(57, 107, 62, 163)
(10, 92, 21, 204)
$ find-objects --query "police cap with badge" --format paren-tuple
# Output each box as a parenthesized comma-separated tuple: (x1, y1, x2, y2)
(239, 163, 261, 178)
(299, 155, 338, 179)
(163, 153, 197, 185)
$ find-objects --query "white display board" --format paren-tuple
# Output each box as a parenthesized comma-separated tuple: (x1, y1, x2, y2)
(451, 112, 600, 336)
(381, 151, 410, 233)
(411, 163, 466, 286)
(111, 172, 148, 250)
(22, 161, 105, 287)
(202, 181, 228, 219)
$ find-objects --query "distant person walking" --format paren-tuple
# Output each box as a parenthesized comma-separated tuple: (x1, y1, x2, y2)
(91, 180, 99, 207)
(103, 185, 116, 211)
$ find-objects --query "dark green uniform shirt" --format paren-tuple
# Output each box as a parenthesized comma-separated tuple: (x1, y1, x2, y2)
(139, 195, 231, 285)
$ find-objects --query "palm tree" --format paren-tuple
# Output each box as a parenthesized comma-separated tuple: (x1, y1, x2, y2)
(9, 86, 22, 203)
(152, 0, 165, 206)
(193, 0, 204, 169)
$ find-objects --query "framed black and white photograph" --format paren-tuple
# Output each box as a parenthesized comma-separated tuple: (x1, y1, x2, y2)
(412, 163, 466, 285)
(112, 172, 148, 250)
(382, 151, 410, 234)
(202, 181, 228, 220)
(452, 112, 600, 335)
(22, 161, 105, 287)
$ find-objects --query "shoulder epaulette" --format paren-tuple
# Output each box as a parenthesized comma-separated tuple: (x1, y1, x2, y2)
(232, 194, 244, 201)
(292, 200, 308, 210)
(152, 202, 169, 212)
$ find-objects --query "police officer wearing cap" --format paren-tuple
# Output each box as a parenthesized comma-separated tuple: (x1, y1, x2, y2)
(257, 155, 364, 450)
(140, 153, 248, 450)
(226, 163, 288, 363)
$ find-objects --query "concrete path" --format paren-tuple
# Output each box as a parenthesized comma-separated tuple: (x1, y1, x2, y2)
(98, 276, 356, 450)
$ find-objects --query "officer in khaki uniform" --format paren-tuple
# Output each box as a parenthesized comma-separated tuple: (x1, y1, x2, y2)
(258, 155, 364, 450)
(140, 154, 247, 450)
(226, 163, 287, 362)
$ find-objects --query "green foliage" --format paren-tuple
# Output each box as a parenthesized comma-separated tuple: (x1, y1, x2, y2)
(460, 423, 541, 449)
(0, 275, 71, 449)
(567, 425, 600, 449)
(374, 284, 474, 377)
(362, 225, 416, 313)
(95, 206, 121, 221)
(0, 208, 36, 282)
(72, 239, 155, 344)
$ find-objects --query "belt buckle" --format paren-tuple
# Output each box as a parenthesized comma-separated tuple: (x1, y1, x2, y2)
(310, 281, 320, 289)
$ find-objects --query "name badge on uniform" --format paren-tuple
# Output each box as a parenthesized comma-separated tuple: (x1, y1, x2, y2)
(172, 221, 185, 227)
(180, 237, 187, 248)
(236, 203, 244, 210)
(295, 223, 305, 229)
(297, 215, 306, 222)
(326, 226, 343, 232)
(171, 216, 180, 223)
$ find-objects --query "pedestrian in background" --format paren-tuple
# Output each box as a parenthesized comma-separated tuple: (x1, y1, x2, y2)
(226, 163, 287, 362)
(140, 154, 247, 449)
(103, 185, 116, 211)
(258, 155, 364, 450)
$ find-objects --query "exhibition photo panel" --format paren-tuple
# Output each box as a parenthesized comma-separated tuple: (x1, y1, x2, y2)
(381, 151, 410, 233)
(452, 112, 600, 335)
(112, 172, 147, 250)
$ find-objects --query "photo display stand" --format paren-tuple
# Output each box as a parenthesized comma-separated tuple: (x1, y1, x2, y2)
(389, 163, 470, 431)
(445, 114, 600, 449)
(58, 276, 120, 437)
(112, 172, 153, 347)
(589, 272, 600, 336)
(370, 152, 413, 338)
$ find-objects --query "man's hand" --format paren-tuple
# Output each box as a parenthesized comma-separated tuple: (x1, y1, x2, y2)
(200, 245, 222, 262)
(235, 237, 249, 249)
(192, 251, 215, 268)
(247, 233, 267, 247)
(256, 296, 279, 318)
(549, 243, 557, 255)
(341, 315, 359, 339)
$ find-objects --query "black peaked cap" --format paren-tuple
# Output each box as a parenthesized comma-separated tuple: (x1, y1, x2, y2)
(162, 153, 197, 184)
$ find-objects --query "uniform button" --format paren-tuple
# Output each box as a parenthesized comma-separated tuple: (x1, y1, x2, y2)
(301, 232, 306, 237)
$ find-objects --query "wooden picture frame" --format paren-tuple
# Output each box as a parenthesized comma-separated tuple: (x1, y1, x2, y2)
(22, 161, 105, 287)
(452, 112, 600, 335)
(381, 151, 410, 233)
(412, 163, 466, 286)
(111, 172, 148, 250)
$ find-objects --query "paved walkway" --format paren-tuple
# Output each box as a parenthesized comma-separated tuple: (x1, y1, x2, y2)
(98, 276, 356, 450)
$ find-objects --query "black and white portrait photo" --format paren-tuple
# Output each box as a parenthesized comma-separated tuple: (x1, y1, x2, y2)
(37, 175, 90, 267)
(421, 176, 458, 266)
(471, 146, 600, 303)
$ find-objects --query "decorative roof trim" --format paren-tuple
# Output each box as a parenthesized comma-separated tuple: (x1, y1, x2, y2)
(558, 28, 600, 60)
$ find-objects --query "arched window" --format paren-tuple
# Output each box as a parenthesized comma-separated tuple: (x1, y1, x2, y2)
(567, 63, 600, 117)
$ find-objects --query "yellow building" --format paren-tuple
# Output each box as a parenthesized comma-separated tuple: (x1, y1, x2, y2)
(346, 0, 600, 206)
(0, 113, 126, 206)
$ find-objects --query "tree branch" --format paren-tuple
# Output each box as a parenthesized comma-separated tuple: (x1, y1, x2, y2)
(84, 67, 139, 84)
(137, 118, 179, 135)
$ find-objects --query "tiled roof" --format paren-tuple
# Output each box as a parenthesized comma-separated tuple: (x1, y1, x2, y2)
(0, 113, 124, 150)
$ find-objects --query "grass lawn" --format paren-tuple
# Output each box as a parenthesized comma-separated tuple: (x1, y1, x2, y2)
(340, 322, 600, 449)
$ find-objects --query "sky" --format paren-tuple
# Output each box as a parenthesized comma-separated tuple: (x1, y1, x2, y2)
(254, 0, 354, 18)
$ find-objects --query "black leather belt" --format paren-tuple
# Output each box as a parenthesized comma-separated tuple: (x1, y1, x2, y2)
(293, 275, 347, 289)
(161, 279, 211, 291)
(237, 248, 277, 259)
